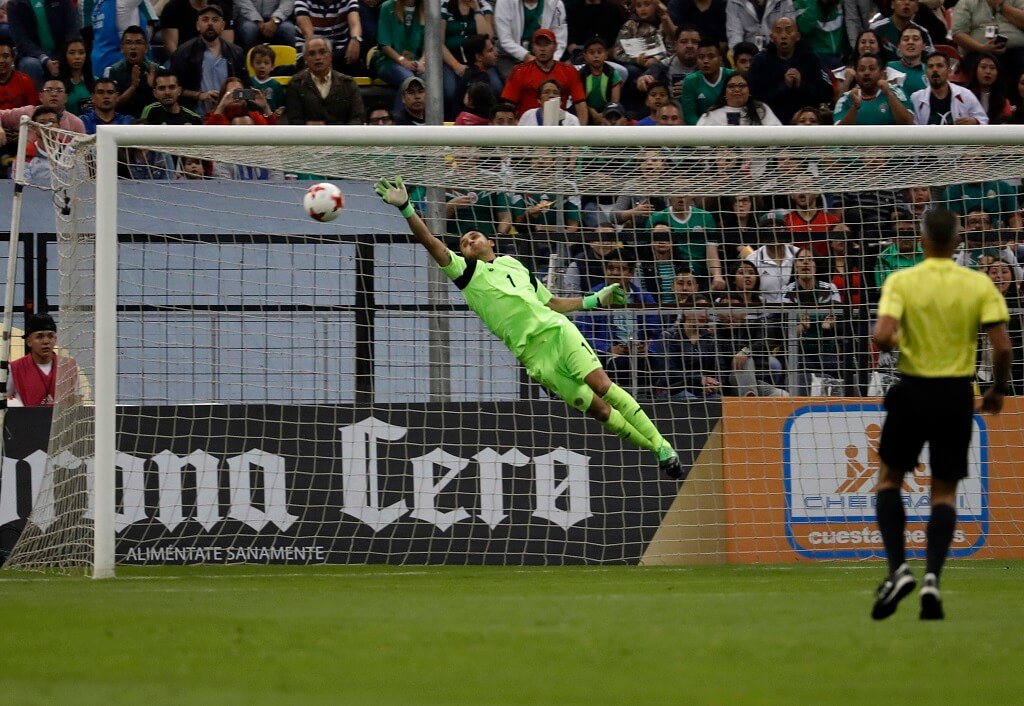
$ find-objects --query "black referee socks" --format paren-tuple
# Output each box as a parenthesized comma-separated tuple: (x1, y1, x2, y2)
(926, 503, 958, 579)
(876, 487, 907, 575)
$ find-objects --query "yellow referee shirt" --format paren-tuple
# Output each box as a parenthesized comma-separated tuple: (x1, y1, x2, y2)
(877, 258, 1009, 378)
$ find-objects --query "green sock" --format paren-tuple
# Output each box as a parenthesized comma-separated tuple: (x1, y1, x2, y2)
(603, 383, 668, 450)
(602, 408, 658, 452)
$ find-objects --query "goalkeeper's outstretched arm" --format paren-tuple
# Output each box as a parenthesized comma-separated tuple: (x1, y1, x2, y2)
(374, 177, 451, 267)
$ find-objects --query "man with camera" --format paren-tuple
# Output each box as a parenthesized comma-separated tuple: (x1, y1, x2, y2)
(952, 0, 1024, 81)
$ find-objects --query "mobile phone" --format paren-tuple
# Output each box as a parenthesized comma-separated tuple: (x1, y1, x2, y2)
(726, 111, 740, 126)
(996, 34, 1009, 47)
(233, 89, 257, 101)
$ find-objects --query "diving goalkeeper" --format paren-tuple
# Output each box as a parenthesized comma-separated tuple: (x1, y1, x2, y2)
(375, 177, 684, 479)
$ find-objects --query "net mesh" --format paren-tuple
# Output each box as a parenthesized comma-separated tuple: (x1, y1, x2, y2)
(4, 124, 1024, 572)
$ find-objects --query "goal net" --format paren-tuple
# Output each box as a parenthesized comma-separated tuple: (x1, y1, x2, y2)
(4, 123, 1024, 575)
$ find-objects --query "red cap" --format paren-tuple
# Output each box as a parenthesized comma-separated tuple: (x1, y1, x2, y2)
(532, 28, 556, 44)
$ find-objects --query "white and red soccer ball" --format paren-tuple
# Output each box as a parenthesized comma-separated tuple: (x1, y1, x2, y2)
(303, 182, 345, 222)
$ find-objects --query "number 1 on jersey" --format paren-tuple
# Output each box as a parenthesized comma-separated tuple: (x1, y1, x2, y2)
(506, 274, 515, 288)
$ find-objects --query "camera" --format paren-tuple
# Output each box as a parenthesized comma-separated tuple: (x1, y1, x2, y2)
(233, 89, 258, 101)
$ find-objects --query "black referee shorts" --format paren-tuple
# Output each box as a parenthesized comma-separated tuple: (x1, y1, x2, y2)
(878, 375, 975, 481)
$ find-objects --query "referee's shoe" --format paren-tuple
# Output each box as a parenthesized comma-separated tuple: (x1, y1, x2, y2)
(872, 563, 917, 620)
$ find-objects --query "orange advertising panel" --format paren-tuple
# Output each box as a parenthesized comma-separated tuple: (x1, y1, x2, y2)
(722, 398, 1024, 563)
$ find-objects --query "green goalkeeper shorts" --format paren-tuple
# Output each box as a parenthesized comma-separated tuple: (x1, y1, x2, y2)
(521, 322, 602, 412)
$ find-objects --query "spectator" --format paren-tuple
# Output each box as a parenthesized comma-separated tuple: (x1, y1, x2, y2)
(365, 102, 394, 123)
(612, 0, 677, 90)
(911, 50, 988, 125)
(490, 99, 518, 124)
(88, 0, 158, 78)
(79, 77, 133, 132)
(458, 33, 503, 99)
(564, 223, 625, 294)
(746, 209, 800, 302)
(647, 194, 725, 288)
(697, 71, 781, 124)
(294, 0, 361, 75)
(141, 69, 203, 124)
(834, 52, 914, 124)
(888, 25, 928, 96)
(825, 227, 867, 306)
(205, 75, 278, 123)
(579, 37, 623, 122)
(510, 159, 582, 271)
(393, 74, 426, 124)
(104, 25, 158, 119)
(784, 184, 839, 257)
(869, 0, 933, 61)
(837, 28, 907, 91)
(249, 44, 286, 113)
(672, 268, 701, 306)
(790, 104, 823, 123)
(875, 205, 923, 287)
(610, 149, 668, 241)
(455, 80, 496, 123)
(176, 155, 209, 179)
(649, 293, 724, 400)
(235, 0, 296, 51)
(844, 0, 874, 52)
(904, 184, 937, 217)
(954, 209, 1024, 276)
(578, 252, 661, 388)
(1, 76, 86, 134)
(633, 79, 671, 123)
(945, 173, 1023, 229)
(211, 115, 276, 178)
(794, 0, 846, 69)
(566, 0, 627, 59)
(726, 0, 795, 51)
(668, 0, 727, 52)
(952, 0, 1024, 83)
(1008, 71, 1024, 122)
(730, 40, 758, 74)
(441, 0, 494, 119)
(748, 16, 834, 124)
(0, 38, 38, 110)
(831, 147, 903, 239)
(714, 283, 789, 396)
(169, 5, 247, 115)
(601, 100, 633, 124)
(636, 25, 700, 99)
(518, 78, 581, 124)
(716, 194, 763, 268)
(493, 0, 569, 80)
(500, 28, 588, 123)
(639, 224, 685, 303)
(782, 248, 843, 394)
(966, 54, 1014, 125)
(57, 38, 93, 116)
(8, 313, 78, 407)
(284, 36, 365, 124)
(20, 105, 58, 185)
(681, 38, 733, 123)
(8, 0, 79, 88)
(977, 254, 1024, 393)
(373, 0, 427, 104)
(658, 100, 687, 123)
(159, 0, 234, 55)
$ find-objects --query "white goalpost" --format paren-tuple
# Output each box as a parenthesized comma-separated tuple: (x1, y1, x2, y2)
(5, 123, 1024, 577)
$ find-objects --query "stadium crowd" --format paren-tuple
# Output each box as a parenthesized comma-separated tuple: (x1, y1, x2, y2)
(0, 0, 1022, 395)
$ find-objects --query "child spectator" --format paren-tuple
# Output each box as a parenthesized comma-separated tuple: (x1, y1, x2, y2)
(613, 0, 677, 88)
(455, 81, 496, 124)
(249, 44, 286, 114)
(579, 36, 623, 123)
(639, 225, 683, 303)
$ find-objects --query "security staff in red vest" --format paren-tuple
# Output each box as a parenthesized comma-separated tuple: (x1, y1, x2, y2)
(8, 314, 73, 407)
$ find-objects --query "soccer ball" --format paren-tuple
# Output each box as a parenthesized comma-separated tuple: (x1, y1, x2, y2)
(303, 182, 345, 222)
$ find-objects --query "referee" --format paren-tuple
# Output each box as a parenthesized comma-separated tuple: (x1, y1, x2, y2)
(871, 208, 1011, 621)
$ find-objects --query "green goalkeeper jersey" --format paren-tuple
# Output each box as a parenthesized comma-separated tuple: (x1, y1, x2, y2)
(441, 250, 563, 358)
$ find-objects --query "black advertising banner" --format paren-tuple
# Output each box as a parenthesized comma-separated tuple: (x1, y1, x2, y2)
(1, 403, 719, 565)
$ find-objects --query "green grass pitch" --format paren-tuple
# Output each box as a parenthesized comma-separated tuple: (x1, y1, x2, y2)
(2, 561, 1022, 705)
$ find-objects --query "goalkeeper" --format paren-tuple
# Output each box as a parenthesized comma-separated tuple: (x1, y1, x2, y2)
(375, 177, 685, 479)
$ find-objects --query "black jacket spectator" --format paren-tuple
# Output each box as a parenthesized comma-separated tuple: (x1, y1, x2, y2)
(748, 38, 833, 124)
(168, 36, 247, 107)
(8, 0, 79, 65)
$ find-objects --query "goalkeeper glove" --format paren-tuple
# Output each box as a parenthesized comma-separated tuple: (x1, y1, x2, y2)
(374, 176, 415, 218)
(583, 283, 627, 310)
